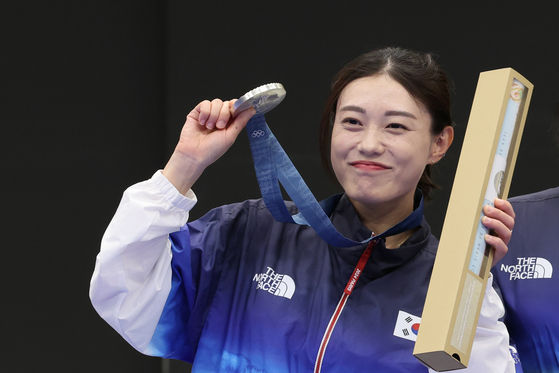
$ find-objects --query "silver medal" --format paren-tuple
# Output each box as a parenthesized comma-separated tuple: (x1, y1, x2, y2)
(232, 83, 286, 117)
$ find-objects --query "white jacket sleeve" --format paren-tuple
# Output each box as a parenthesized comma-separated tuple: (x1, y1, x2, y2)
(89, 171, 197, 353)
(428, 274, 514, 373)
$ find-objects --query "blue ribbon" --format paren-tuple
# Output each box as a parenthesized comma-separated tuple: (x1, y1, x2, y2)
(246, 114, 423, 247)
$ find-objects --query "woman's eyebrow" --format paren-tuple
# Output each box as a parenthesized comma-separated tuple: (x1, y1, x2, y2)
(385, 110, 417, 119)
(339, 105, 366, 113)
(339, 106, 417, 120)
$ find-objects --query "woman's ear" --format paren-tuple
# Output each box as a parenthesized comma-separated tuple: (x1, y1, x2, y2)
(430, 126, 454, 165)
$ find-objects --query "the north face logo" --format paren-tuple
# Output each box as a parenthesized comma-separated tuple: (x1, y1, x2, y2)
(500, 257, 553, 280)
(253, 267, 295, 299)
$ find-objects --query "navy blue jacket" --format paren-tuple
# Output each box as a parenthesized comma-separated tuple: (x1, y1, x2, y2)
(492, 187, 559, 373)
(152, 194, 438, 372)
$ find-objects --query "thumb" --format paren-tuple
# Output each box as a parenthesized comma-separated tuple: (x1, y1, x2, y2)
(227, 107, 256, 139)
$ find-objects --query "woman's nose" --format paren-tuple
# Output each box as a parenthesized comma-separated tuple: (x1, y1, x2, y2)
(357, 127, 385, 155)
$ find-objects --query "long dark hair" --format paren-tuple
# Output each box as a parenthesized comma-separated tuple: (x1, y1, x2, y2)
(319, 47, 454, 201)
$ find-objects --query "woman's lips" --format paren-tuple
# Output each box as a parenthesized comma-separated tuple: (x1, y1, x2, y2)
(349, 161, 390, 171)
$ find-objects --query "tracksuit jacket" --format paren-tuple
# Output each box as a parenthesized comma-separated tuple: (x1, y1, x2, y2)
(90, 171, 514, 372)
(492, 187, 559, 373)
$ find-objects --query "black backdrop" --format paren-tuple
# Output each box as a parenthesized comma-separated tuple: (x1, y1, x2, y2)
(3, 1, 559, 372)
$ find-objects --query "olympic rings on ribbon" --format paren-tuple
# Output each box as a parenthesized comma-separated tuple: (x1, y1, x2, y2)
(252, 130, 265, 138)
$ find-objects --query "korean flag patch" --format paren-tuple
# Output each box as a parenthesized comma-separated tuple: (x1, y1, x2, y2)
(393, 310, 421, 342)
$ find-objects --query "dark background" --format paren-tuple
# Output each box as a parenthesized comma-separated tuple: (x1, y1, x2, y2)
(3, 1, 558, 372)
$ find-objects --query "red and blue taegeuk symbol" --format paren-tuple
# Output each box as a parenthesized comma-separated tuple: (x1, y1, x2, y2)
(411, 323, 420, 335)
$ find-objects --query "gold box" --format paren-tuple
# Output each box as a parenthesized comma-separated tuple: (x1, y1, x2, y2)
(413, 68, 533, 371)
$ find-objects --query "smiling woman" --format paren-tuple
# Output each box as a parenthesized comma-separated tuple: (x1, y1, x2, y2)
(90, 47, 517, 372)
(319, 48, 454, 202)
(330, 74, 453, 245)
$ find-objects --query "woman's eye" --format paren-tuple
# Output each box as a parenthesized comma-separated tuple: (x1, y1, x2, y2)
(342, 118, 361, 126)
(386, 123, 407, 130)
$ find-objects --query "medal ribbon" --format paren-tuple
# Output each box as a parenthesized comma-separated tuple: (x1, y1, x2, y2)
(246, 113, 424, 247)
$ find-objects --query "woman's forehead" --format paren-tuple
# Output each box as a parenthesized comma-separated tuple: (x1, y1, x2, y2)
(337, 75, 428, 116)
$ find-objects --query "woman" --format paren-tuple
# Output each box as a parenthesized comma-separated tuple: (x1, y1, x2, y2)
(90, 47, 515, 372)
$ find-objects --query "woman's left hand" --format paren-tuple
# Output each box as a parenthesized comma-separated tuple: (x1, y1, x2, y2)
(482, 198, 515, 266)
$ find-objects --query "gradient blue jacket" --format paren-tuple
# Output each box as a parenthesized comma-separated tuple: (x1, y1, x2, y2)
(90, 171, 514, 372)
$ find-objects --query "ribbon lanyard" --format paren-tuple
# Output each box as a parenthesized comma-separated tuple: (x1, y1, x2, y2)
(314, 236, 380, 373)
(344, 238, 379, 295)
(246, 114, 424, 247)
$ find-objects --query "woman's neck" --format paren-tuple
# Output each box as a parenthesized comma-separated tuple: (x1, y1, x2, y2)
(349, 193, 416, 248)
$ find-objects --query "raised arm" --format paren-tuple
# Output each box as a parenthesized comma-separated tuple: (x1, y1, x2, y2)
(90, 98, 255, 353)
(163, 99, 255, 195)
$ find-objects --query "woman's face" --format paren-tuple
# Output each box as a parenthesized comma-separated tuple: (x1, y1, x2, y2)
(330, 74, 439, 211)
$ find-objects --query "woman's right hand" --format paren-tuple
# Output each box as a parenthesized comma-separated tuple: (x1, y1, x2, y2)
(162, 99, 256, 195)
